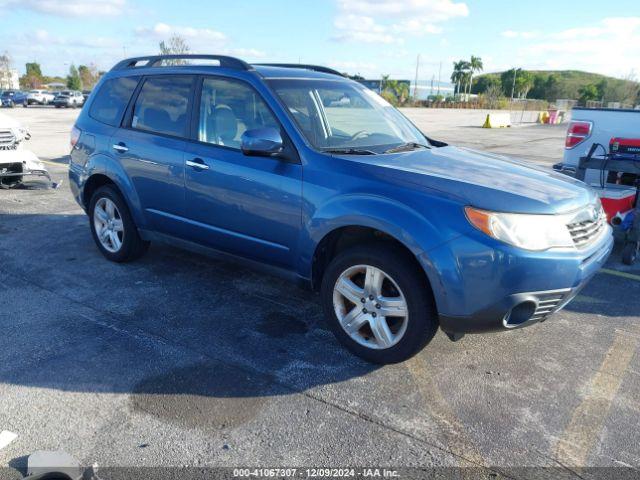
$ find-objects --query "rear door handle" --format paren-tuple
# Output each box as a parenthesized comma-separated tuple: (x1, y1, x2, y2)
(112, 143, 128, 153)
(186, 158, 210, 170)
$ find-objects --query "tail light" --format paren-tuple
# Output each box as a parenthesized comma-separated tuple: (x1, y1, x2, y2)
(70, 126, 81, 149)
(565, 121, 592, 149)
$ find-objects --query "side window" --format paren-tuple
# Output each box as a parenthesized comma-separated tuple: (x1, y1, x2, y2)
(131, 76, 192, 138)
(89, 76, 139, 127)
(198, 77, 279, 149)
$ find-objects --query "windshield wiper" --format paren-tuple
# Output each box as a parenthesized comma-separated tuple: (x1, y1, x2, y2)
(322, 148, 377, 155)
(383, 142, 430, 154)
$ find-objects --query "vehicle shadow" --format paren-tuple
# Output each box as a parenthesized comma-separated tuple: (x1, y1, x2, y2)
(0, 212, 379, 412)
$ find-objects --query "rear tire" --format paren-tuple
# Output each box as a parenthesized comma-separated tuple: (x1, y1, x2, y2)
(88, 185, 149, 263)
(321, 243, 438, 364)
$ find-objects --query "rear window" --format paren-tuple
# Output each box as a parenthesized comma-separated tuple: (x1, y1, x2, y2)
(89, 77, 139, 127)
(131, 76, 192, 138)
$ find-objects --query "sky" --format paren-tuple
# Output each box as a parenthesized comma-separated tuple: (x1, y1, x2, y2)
(1, 0, 639, 82)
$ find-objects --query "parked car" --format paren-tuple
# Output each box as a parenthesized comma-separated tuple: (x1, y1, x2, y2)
(556, 107, 640, 184)
(69, 55, 613, 364)
(1, 90, 28, 108)
(0, 112, 52, 187)
(53, 90, 84, 108)
(26, 89, 56, 106)
(82, 90, 92, 103)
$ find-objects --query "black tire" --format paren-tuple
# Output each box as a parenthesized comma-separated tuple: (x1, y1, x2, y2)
(88, 185, 149, 263)
(622, 242, 638, 266)
(321, 242, 438, 364)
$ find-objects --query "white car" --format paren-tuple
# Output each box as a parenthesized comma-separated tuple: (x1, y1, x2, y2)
(0, 112, 52, 188)
(26, 89, 56, 106)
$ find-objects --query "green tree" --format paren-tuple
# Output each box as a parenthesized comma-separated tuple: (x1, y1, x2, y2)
(381, 75, 410, 105)
(578, 84, 599, 105)
(515, 70, 534, 98)
(466, 55, 483, 97)
(451, 60, 470, 96)
(595, 79, 607, 100)
(501, 68, 534, 98)
(472, 75, 500, 94)
(78, 64, 99, 90)
(66, 64, 82, 90)
(544, 74, 560, 101)
(20, 62, 44, 89)
(159, 35, 190, 65)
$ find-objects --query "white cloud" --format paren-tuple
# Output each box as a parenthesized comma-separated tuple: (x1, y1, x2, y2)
(135, 23, 227, 43)
(0, 0, 125, 16)
(512, 17, 640, 77)
(134, 23, 266, 60)
(328, 60, 380, 76)
(333, 0, 468, 44)
(501, 30, 539, 39)
(338, 0, 468, 19)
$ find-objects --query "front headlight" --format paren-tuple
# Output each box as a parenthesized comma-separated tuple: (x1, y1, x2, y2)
(465, 206, 575, 251)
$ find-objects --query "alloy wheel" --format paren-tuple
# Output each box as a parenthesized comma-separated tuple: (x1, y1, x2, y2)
(93, 197, 124, 253)
(333, 264, 409, 350)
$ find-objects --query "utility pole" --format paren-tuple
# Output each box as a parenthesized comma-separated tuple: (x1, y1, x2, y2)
(436, 61, 442, 96)
(430, 75, 434, 97)
(510, 68, 518, 101)
(413, 54, 420, 99)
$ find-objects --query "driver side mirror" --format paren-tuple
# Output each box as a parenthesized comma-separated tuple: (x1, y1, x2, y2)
(241, 127, 284, 157)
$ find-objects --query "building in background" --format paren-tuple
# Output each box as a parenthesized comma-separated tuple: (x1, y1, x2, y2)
(0, 68, 19, 90)
(357, 78, 455, 100)
(411, 80, 455, 100)
(357, 79, 411, 94)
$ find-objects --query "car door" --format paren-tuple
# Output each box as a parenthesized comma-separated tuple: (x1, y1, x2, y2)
(183, 76, 302, 269)
(111, 74, 195, 236)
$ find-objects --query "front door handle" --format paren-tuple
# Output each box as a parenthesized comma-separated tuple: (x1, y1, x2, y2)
(112, 143, 128, 153)
(186, 158, 210, 170)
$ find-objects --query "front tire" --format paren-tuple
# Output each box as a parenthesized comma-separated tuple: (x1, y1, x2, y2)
(88, 185, 149, 262)
(321, 243, 438, 364)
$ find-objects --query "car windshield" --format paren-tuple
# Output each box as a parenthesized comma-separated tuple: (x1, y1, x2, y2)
(267, 79, 428, 154)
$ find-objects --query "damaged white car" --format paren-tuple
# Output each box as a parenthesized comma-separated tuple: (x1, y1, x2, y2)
(0, 112, 53, 188)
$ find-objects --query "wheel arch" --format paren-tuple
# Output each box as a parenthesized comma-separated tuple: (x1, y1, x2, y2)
(80, 154, 146, 228)
(310, 224, 441, 318)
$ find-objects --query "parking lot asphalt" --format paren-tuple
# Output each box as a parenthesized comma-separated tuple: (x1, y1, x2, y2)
(1, 106, 639, 475)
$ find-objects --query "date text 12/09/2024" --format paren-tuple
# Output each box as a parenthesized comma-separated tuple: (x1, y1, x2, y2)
(233, 468, 400, 478)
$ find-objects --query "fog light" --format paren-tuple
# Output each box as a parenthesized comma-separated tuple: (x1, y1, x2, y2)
(503, 301, 537, 328)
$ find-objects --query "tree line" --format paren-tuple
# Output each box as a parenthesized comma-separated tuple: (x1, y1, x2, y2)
(471, 69, 639, 106)
(20, 61, 103, 91)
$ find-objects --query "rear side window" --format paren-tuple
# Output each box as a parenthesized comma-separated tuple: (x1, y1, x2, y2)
(89, 76, 139, 127)
(131, 76, 192, 138)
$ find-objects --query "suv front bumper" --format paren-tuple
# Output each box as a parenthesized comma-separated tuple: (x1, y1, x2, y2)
(426, 227, 614, 335)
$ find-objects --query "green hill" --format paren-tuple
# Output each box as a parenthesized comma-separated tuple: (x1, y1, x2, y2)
(472, 69, 639, 105)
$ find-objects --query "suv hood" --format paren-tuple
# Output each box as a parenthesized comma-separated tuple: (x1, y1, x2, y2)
(360, 146, 596, 214)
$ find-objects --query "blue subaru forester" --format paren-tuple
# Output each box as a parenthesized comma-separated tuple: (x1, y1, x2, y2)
(69, 55, 613, 364)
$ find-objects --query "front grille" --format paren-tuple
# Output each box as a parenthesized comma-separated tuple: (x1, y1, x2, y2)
(0, 129, 16, 149)
(530, 290, 569, 322)
(567, 207, 606, 248)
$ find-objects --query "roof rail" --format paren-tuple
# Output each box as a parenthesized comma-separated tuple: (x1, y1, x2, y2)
(253, 63, 345, 77)
(111, 55, 252, 71)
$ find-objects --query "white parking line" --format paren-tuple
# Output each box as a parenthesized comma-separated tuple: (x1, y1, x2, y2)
(0, 431, 17, 451)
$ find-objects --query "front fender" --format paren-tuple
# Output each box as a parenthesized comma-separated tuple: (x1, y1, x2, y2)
(299, 193, 459, 314)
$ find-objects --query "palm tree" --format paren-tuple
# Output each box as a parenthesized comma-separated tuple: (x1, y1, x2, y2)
(466, 55, 483, 99)
(450, 60, 470, 97)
